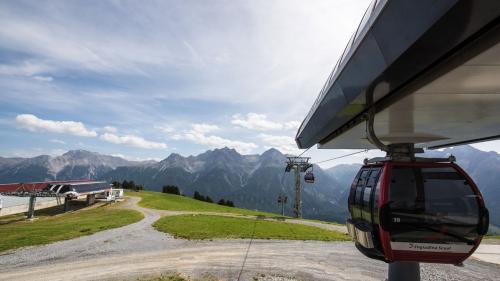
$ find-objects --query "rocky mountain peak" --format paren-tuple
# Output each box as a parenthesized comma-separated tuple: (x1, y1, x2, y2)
(163, 153, 184, 162)
(62, 149, 96, 157)
(198, 147, 243, 163)
(259, 148, 285, 167)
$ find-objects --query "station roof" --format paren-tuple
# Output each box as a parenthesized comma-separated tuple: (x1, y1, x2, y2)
(0, 179, 93, 192)
(296, 0, 500, 150)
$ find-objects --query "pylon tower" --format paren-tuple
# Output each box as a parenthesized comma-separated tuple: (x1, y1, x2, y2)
(285, 156, 312, 218)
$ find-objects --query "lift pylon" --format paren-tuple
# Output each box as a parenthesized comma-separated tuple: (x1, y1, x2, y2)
(285, 156, 312, 218)
(277, 194, 287, 216)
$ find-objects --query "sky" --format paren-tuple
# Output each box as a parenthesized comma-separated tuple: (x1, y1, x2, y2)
(1, 0, 500, 168)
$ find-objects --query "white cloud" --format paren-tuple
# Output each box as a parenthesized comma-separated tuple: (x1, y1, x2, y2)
(0, 62, 54, 82)
(16, 114, 97, 137)
(155, 124, 175, 134)
(0, 0, 371, 112)
(174, 123, 257, 154)
(0, 61, 52, 77)
(100, 132, 167, 149)
(32, 75, 53, 82)
(1, 1, 373, 160)
(49, 139, 66, 144)
(111, 153, 161, 162)
(192, 123, 219, 134)
(232, 113, 300, 131)
(258, 134, 299, 154)
(6, 147, 66, 158)
(284, 121, 301, 130)
(102, 126, 118, 133)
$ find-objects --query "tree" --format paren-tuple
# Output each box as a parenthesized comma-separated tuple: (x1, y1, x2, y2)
(122, 180, 130, 189)
(193, 191, 217, 203)
(217, 199, 226, 205)
(112, 181, 121, 188)
(226, 200, 235, 207)
(162, 185, 180, 195)
(121, 180, 142, 191)
(128, 181, 136, 191)
(193, 191, 202, 201)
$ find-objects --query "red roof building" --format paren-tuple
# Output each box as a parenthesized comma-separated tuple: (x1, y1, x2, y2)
(0, 179, 93, 192)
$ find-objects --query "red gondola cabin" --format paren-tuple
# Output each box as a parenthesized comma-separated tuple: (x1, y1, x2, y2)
(346, 159, 489, 264)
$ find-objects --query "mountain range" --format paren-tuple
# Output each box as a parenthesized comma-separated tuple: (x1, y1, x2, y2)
(0, 146, 499, 228)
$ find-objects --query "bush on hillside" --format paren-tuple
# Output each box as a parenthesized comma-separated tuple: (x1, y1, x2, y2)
(122, 180, 134, 190)
(193, 191, 203, 201)
(193, 191, 209, 203)
(121, 180, 143, 191)
(162, 185, 180, 195)
(193, 191, 235, 207)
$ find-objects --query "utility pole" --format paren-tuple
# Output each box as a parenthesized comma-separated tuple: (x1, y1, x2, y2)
(285, 156, 312, 218)
(27, 193, 36, 219)
(277, 194, 287, 216)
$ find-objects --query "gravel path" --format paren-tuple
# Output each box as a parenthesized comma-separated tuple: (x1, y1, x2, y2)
(0, 196, 498, 281)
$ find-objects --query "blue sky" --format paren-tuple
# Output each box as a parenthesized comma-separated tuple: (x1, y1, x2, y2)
(1, 0, 499, 167)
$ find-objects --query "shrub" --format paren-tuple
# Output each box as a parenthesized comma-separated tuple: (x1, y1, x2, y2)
(193, 191, 202, 201)
(162, 185, 180, 195)
(121, 180, 143, 191)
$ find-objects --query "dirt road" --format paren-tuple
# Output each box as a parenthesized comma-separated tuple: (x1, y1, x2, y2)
(0, 197, 498, 281)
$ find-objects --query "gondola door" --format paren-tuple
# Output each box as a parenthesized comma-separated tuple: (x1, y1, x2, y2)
(347, 165, 386, 260)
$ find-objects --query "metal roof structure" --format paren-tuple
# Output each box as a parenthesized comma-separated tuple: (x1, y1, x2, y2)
(0, 179, 94, 192)
(296, 0, 500, 150)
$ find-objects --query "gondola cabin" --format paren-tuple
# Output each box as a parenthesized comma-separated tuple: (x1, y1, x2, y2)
(346, 159, 489, 264)
(304, 171, 315, 183)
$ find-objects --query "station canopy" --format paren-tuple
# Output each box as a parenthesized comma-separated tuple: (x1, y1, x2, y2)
(295, 0, 500, 150)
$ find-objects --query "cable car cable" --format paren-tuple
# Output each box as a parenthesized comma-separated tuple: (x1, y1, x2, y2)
(296, 146, 312, 157)
(279, 170, 287, 189)
(312, 149, 368, 165)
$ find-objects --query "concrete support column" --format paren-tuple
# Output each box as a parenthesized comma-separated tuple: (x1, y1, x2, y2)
(388, 262, 420, 281)
(64, 197, 70, 212)
(27, 194, 36, 219)
(86, 194, 96, 206)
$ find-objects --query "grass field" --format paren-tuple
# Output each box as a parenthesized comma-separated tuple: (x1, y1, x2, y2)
(0, 202, 143, 252)
(130, 191, 278, 217)
(153, 214, 350, 241)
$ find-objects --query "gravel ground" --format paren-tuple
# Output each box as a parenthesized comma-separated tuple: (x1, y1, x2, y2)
(0, 196, 498, 281)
